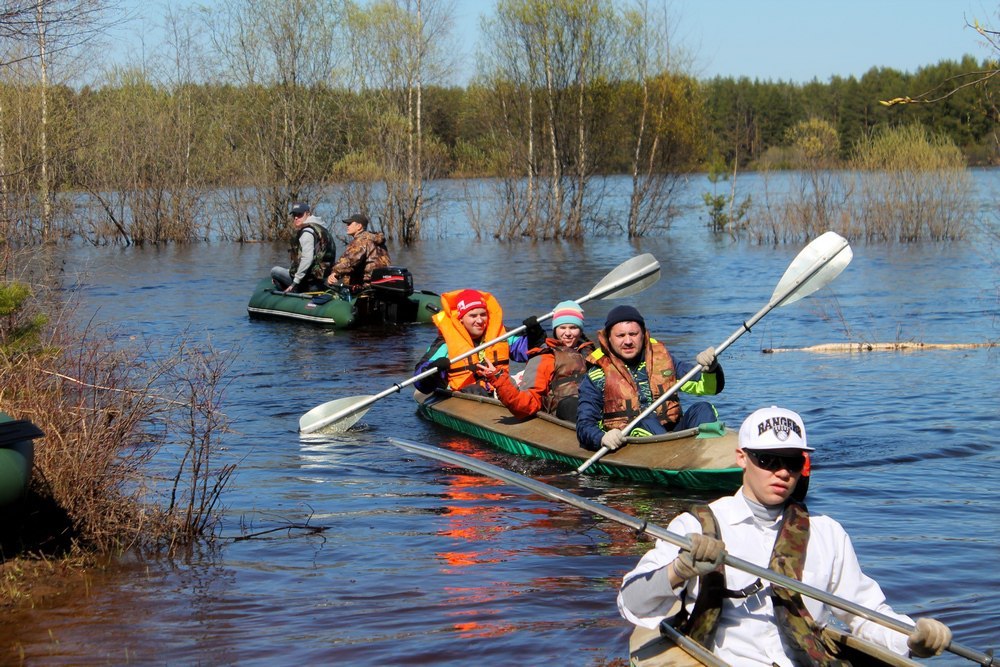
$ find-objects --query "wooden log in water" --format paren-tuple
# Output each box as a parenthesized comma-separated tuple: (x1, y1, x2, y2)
(763, 341, 995, 353)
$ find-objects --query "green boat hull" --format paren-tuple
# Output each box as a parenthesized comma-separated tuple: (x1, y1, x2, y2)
(0, 412, 36, 507)
(247, 277, 441, 328)
(417, 391, 741, 491)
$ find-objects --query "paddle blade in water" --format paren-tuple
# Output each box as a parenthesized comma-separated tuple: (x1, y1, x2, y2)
(770, 231, 852, 307)
(298, 396, 371, 434)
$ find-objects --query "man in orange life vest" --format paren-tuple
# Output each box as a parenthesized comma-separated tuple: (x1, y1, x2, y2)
(413, 289, 538, 397)
(616, 405, 953, 665)
(576, 305, 723, 452)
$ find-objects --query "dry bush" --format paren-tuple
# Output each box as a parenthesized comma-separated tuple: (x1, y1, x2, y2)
(742, 124, 973, 244)
(849, 124, 974, 242)
(0, 248, 234, 559)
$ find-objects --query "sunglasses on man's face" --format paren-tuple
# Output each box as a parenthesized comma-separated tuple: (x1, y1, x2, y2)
(744, 449, 806, 473)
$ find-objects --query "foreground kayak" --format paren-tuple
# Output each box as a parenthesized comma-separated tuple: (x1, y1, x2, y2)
(0, 412, 43, 507)
(629, 623, 920, 666)
(246, 267, 441, 328)
(416, 391, 741, 491)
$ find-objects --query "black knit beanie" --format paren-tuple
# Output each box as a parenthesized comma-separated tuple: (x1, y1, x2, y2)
(604, 305, 645, 333)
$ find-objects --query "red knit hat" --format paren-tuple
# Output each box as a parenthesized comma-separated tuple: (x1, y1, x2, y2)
(455, 289, 486, 318)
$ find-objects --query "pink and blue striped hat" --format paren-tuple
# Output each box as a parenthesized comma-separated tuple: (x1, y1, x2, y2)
(552, 301, 584, 329)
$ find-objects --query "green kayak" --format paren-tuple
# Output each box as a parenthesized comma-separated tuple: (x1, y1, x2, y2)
(247, 266, 441, 328)
(416, 390, 741, 492)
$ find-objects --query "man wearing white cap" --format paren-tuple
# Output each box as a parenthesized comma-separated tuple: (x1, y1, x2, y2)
(616, 406, 953, 665)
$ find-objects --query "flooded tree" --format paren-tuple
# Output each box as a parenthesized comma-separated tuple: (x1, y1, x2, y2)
(479, 0, 619, 240)
(204, 0, 350, 240)
(343, 0, 454, 244)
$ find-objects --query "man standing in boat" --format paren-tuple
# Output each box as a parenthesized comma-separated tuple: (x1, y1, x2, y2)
(616, 405, 953, 665)
(271, 202, 336, 293)
(576, 305, 723, 452)
(326, 213, 391, 292)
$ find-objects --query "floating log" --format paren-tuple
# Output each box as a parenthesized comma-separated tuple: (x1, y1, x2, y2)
(763, 341, 995, 354)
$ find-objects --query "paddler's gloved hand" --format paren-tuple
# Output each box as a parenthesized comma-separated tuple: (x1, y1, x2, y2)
(907, 618, 952, 657)
(430, 358, 451, 374)
(600, 428, 626, 451)
(673, 534, 725, 581)
(695, 347, 718, 372)
(522, 316, 545, 348)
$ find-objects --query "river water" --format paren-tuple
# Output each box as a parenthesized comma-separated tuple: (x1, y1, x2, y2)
(2, 174, 998, 665)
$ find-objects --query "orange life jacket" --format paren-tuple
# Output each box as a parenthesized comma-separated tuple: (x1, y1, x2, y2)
(433, 289, 510, 392)
(587, 330, 681, 430)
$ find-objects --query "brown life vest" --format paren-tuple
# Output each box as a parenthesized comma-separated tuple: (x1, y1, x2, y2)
(541, 339, 593, 414)
(587, 331, 681, 430)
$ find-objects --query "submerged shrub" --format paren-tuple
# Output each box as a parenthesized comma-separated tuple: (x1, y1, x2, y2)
(849, 124, 974, 242)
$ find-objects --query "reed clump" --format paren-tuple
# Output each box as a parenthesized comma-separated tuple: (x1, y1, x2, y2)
(742, 123, 974, 244)
(849, 124, 974, 242)
(0, 247, 234, 604)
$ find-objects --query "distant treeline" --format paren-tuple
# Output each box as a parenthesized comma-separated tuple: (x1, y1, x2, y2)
(702, 55, 998, 168)
(0, 56, 993, 244)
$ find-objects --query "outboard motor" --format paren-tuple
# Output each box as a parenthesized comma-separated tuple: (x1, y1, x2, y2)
(370, 267, 414, 301)
(365, 266, 417, 325)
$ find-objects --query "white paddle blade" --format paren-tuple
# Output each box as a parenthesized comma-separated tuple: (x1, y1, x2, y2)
(299, 396, 371, 434)
(585, 253, 661, 302)
(771, 231, 852, 307)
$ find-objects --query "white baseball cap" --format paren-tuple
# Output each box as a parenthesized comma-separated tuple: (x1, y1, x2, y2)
(738, 406, 814, 452)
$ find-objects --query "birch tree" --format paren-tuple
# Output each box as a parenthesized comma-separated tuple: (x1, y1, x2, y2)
(343, 0, 453, 244)
(618, 0, 702, 237)
(480, 0, 617, 239)
(1, 0, 118, 242)
(205, 0, 348, 240)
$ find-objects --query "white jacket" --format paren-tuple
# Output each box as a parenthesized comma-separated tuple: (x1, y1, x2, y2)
(617, 490, 914, 666)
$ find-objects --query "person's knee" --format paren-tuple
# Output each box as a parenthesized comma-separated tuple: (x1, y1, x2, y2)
(270, 267, 291, 287)
(555, 397, 579, 422)
(636, 414, 667, 435)
(684, 402, 718, 426)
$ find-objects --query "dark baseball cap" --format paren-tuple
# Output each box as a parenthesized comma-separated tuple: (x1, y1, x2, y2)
(342, 213, 369, 228)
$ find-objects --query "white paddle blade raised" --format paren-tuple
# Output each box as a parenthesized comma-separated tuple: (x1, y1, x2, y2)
(582, 253, 660, 303)
(771, 231, 853, 307)
(298, 396, 371, 434)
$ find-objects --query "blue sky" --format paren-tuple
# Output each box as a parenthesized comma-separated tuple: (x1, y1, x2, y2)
(453, 0, 996, 83)
(116, 0, 996, 84)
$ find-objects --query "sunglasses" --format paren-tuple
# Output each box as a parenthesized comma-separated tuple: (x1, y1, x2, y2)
(744, 449, 806, 473)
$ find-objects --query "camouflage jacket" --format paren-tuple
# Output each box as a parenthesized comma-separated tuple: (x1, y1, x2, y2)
(331, 230, 391, 286)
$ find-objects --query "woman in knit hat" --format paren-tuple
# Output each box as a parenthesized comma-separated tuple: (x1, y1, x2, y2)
(479, 300, 594, 421)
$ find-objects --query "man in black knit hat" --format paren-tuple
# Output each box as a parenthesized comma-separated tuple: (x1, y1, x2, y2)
(576, 305, 724, 452)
